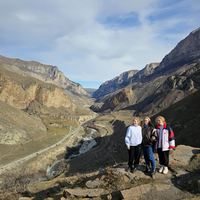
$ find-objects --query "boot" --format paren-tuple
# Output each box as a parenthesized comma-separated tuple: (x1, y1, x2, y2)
(145, 166, 150, 173)
(151, 168, 156, 176)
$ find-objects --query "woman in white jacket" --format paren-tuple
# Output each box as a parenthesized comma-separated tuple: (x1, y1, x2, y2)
(125, 117, 142, 173)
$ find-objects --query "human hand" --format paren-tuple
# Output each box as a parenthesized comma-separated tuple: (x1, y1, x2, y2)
(127, 146, 130, 150)
(151, 136, 156, 141)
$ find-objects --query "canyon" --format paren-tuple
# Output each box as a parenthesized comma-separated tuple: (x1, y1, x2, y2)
(0, 27, 200, 200)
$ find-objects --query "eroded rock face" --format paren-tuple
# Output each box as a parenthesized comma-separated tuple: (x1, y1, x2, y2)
(0, 100, 46, 144)
(99, 62, 200, 114)
(93, 63, 159, 99)
(93, 28, 200, 115)
(93, 70, 139, 99)
(0, 74, 76, 111)
(0, 55, 88, 96)
(158, 27, 200, 72)
(101, 88, 134, 111)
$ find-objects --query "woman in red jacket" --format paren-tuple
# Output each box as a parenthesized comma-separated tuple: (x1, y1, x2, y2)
(155, 116, 175, 174)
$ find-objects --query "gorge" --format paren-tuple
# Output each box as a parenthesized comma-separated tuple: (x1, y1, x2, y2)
(0, 27, 200, 200)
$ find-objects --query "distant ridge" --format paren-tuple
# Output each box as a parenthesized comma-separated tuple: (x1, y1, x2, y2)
(0, 55, 89, 96)
(84, 88, 97, 95)
(91, 27, 200, 116)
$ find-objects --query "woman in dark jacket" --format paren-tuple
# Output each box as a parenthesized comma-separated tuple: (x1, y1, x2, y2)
(142, 116, 157, 175)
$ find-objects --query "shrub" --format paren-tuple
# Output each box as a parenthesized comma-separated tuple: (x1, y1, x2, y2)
(0, 167, 45, 193)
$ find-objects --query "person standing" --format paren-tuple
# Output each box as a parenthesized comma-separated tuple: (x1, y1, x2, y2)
(142, 116, 157, 176)
(155, 116, 175, 174)
(125, 117, 142, 173)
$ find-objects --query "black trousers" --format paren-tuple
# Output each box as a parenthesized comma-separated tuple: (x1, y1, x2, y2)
(157, 148, 169, 167)
(128, 144, 141, 169)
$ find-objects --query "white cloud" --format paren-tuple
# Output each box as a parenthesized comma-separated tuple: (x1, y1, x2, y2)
(0, 0, 199, 88)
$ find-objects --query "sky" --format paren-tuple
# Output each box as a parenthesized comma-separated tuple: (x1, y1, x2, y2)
(0, 0, 199, 89)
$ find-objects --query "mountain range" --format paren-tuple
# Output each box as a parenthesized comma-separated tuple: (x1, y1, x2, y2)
(92, 27, 200, 116)
(0, 27, 200, 200)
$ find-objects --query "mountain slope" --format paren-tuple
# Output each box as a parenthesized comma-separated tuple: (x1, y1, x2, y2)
(93, 63, 160, 99)
(0, 66, 76, 111)
(151, 89, 200, 148)
(93, 69, 139, 99)
(0, 55, 89, 96)
(94, 27, 200, 115)
(0, 100, 46, 145)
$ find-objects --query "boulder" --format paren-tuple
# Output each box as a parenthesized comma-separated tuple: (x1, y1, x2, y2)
(63, 188, 105, 198)
(170, 145, 200, 166)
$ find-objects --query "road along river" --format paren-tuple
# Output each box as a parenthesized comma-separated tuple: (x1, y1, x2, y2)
(0, 114, 97, 172)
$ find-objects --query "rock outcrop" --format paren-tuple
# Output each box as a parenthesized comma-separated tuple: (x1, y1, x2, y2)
(100, 63, 200, 114)
(94, 28, 200, 115)
(93, 63, 159, 100)
(0, 100, 46, 144)
(0, 55, 89, 96)
(101, 88, 134, 111)
(0, 73, 76, 111)
(59, 145, 200, 200)
(93, 69, 139, 99)
(157, 27, 200, 72)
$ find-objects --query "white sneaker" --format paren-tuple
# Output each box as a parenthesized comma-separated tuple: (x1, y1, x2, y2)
(159, 166, 164, 173)
(163, 166, 168, 174)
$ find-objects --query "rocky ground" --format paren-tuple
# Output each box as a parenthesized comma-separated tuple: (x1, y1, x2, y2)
(1, 145, 200, 200)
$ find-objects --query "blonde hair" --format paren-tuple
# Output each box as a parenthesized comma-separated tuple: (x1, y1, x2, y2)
(133, 117, 141, 126)
(155, 116, 166, 124)
(142, 116, 151, 128)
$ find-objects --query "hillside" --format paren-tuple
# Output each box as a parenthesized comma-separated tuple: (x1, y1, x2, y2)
(0, 55, 89, 96)
(92, 27, 200, 116)
(93, 69, 139, 99)
(151, 89, 200, 148)
(0, 66, 76, 111)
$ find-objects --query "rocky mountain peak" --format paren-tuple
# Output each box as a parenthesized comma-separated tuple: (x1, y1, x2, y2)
(158, 27, 200, 72)
(0, 55, 89, 96)
(93, 70, 139, 99)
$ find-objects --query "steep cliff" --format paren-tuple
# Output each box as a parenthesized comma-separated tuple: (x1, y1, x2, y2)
(0, 69, 76, 111)
(93, 70, 139, 99)
(93, 63, 159, 99)
(95, 27, 200, 114)
(101, 63, 200, 115)
(156, 27, 200, 73)
(0, 55, 89, 96)
(101, 88, 134, 111)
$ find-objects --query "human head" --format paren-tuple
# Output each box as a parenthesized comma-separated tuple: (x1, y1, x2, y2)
(155, 116, 166, 126)
(143, 116, 151, 125)
(133, 117, 141, 126)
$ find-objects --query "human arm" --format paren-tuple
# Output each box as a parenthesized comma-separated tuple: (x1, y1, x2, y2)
(168, 125, 175, 149)
(151, 128, 157, 141)
(125, 127, 130, 149)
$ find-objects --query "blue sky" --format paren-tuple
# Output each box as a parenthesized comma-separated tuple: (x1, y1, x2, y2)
(0, 0, 199, 89)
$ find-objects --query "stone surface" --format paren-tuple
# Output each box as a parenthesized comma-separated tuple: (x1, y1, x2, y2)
(85, 178, 105, 189)
(63, 189, 105, 198)
(170, 145, 200, 166)
(120, 180, 193, 200)
(121, 183, 152, 199)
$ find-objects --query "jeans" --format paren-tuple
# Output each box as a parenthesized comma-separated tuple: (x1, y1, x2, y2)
(142, 146, 156, 169)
